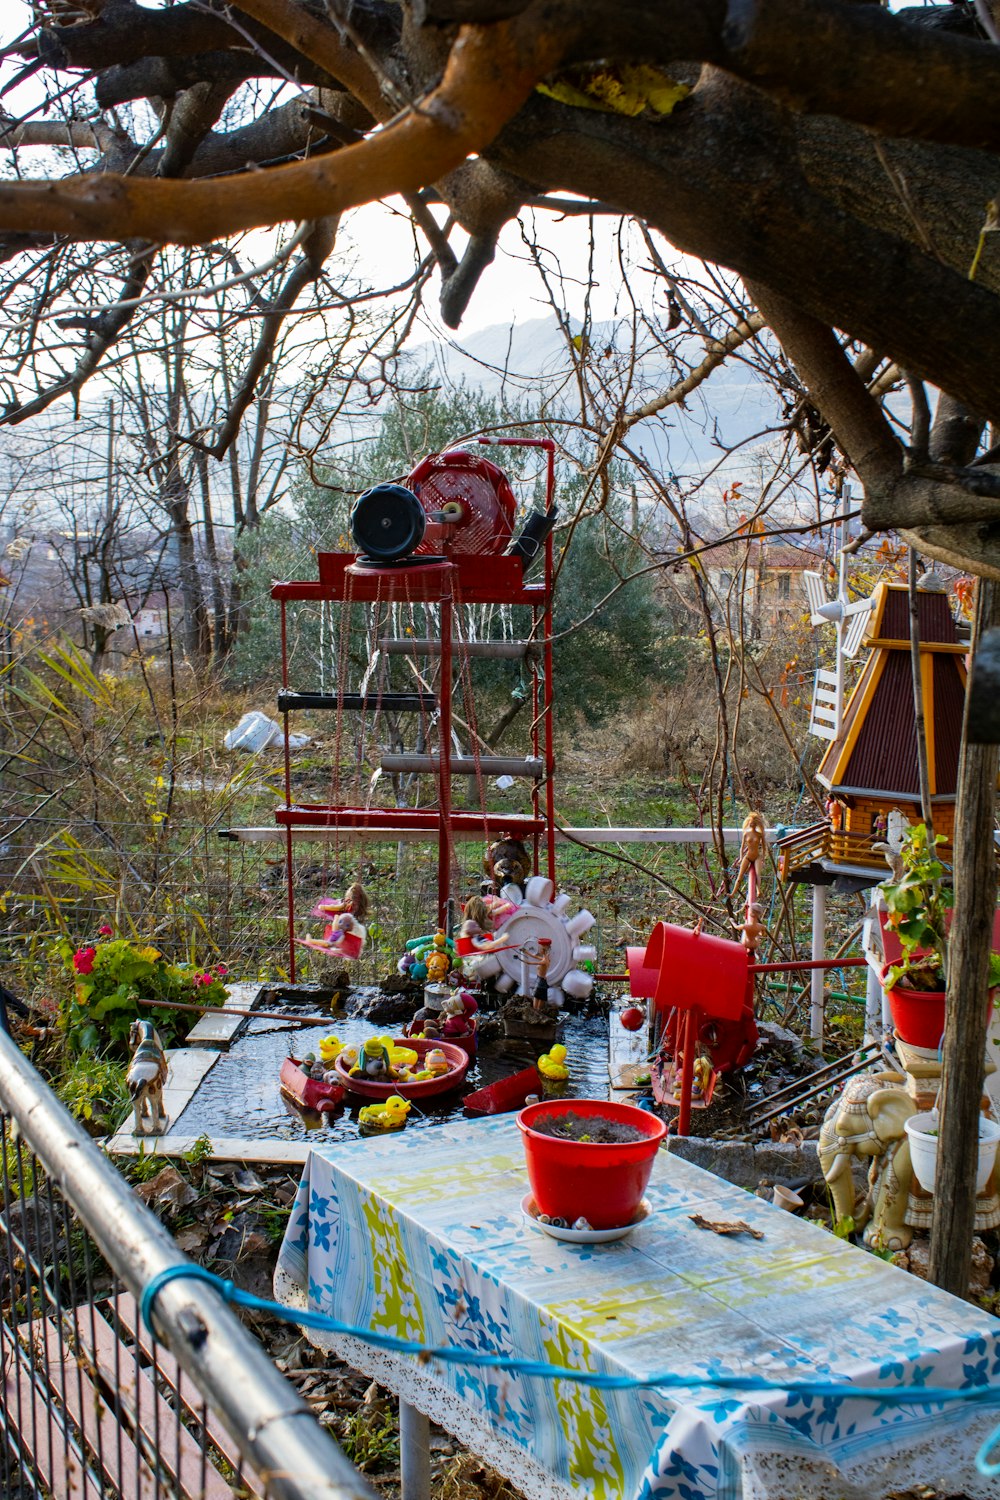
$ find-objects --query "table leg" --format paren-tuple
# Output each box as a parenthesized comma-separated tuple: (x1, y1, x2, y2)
(399, 1399, 431, 1500)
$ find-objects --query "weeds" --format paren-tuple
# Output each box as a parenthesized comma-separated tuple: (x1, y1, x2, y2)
(336, 1406, 400, 1472)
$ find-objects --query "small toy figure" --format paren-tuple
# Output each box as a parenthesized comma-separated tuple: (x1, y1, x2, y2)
(734, 902, 766, 952)
(824, 796, 844, 832)
(455, 895, 512, 963)
(304, 1051, 327, 1081)
(735, 812, 767, 887)
(424, 1047, 451, 1077)
(127, 1019, 168, 1136)
(483, 834, 531, 895)
(425, 947, 451, 984)
(872, 810, 888, 843)
(358, 1095, 411, 1133)
(530, 939, 553, 1012)
(350, 1037, 393, 1081)
(537, 1043, 568, 1081)
(399, 929, 457, 982)
(299, 883, 369, 960)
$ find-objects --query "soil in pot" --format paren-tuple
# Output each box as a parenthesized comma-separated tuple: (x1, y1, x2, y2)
(527, 1109, 647, 1145)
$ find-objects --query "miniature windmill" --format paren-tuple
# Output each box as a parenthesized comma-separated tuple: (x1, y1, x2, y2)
(802, 567, 876, 743)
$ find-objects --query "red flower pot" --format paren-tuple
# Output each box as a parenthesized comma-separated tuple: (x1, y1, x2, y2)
(887, 981, 997, 1050)
(517, 1097, 666, 1230)
(886, 982, 947, 1050)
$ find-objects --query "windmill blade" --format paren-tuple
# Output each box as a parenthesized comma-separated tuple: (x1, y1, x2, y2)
(842, 599, 875, 658)
(803, 570, 832, 626)
(809, 669, 840, 740)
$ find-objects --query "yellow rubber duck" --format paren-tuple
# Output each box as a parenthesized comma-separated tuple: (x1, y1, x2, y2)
(318, 1035, 344, 1065)
(378, 1037, 418, 1069)
(358, 1095, 412, 1132)
(537, 1043, 568, 1081)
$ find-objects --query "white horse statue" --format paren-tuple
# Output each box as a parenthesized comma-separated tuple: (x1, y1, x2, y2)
(127, 1019, 169, 1135)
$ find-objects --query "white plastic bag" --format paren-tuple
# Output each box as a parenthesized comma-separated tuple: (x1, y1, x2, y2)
(223, 710, 283, 752)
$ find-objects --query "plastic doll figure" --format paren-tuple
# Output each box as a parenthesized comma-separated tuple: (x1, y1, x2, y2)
(299, 882, 369, 960)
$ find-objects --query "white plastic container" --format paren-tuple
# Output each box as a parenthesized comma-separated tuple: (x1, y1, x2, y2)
(905, 1110, 1000, 1194)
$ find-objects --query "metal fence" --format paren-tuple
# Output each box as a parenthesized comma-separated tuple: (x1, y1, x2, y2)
(0, 1020, 375, 1500)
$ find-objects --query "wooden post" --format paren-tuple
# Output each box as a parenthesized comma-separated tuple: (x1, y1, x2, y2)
(908, 548, 935, 838)
(928, 579, 1000, 1296)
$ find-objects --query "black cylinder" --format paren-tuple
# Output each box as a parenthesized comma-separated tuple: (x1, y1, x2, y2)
(351, 483, 426, 562)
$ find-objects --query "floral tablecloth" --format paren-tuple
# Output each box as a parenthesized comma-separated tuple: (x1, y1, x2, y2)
(274, 1116, 1000, 1499)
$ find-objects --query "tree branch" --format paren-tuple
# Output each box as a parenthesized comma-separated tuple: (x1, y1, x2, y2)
(0, 7, 567, 244)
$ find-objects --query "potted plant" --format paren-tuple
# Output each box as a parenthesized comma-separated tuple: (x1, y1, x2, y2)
(878, 821, 1000, 1048)
(517, 1097, 666, 1229)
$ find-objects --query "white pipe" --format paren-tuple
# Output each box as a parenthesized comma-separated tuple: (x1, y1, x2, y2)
(399, 1402, 431, 1500)
(219, 826, 790, 846)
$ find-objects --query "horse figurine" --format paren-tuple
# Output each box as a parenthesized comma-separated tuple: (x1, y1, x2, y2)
(127, 1019, 168, 1135)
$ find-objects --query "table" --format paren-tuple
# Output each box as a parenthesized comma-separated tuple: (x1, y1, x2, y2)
(274, 1116, 1000, 1500)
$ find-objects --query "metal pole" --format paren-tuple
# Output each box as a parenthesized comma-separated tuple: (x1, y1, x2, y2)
(399, 1401, 431, 1500)
(281, 599, 297, 983)
(543, 440, 557, 887)
(438, 570, 454, 927)
(0, 1028, 374, 1500)
(810, 883, 828, 1043)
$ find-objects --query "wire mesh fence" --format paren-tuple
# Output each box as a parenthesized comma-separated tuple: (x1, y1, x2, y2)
(0, 1023, 374, 1500)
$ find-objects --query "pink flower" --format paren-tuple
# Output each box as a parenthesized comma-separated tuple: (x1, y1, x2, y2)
(98, 924, 113, 937)
(199, 972, 214, 986)
(72, 946, 96, 975)
(215, 964, 228, 977)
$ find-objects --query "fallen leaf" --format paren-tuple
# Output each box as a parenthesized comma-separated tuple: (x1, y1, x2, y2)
(689, 1214, 764, 1240)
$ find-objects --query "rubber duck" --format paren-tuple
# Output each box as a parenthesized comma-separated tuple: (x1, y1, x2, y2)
(537, 1044, 568, 1081)
(380, 1039, 418, 1069)
(318, 1035, 344, 1066)
(358, 1095, 411, 1132)
(424, 1047, 451, 1077)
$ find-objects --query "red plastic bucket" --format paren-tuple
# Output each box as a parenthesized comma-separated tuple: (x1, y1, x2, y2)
(517, 1098, 666, 1229)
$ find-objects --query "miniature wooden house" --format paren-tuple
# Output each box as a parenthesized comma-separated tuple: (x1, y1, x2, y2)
(778, 580, 966, 885)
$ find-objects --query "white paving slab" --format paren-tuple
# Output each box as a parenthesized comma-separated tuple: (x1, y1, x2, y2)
(184, 982, 262, 1047)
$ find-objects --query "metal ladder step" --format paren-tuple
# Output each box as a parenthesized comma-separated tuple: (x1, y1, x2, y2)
(277, 691, 436, 713)
(379, 637, 535, 660)
(380, 753, 544, 777)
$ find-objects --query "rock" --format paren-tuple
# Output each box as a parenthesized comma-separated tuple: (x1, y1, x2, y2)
(892, 1236, 994, 1297)
(756, 1020, 814, 1063)
(667, 1136, 867, 1197)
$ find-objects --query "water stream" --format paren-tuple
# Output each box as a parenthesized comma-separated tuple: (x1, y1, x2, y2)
(171, 993, 614, 1143)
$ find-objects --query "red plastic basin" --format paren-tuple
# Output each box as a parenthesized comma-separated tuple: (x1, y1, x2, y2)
(517, 1097, 666, 1230)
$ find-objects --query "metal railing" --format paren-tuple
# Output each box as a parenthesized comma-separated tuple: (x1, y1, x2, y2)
(0, 1022, 376, 1500)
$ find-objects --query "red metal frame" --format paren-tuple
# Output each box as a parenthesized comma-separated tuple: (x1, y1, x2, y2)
(272, 438, 557, 969)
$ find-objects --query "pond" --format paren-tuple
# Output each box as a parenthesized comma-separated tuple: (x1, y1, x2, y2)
(170, 991, 616, 1142)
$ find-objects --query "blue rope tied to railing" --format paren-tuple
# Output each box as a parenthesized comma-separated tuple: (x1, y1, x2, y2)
(142, 1263, 1000, 1475)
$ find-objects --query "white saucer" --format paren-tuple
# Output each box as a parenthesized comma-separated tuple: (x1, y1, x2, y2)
(520, 1194, 652, 1243)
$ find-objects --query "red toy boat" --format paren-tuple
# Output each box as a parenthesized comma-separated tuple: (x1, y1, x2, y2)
(463, 1065, 541, 1118)
(651, 1051, 718, 1112)
(334, 1037, 469, 1099)
(280, 1056, 347, 1113)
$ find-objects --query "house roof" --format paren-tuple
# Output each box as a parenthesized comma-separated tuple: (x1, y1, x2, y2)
(817, 581, 966, 799)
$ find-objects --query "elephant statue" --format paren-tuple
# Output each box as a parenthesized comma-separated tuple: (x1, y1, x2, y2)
(818, 1071, 916, 1251)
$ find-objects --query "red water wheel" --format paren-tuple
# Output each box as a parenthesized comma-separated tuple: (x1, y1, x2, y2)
(407, 448, 517, 556)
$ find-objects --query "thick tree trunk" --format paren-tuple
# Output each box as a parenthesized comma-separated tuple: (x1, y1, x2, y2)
(928, 579, 1000, 1296)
